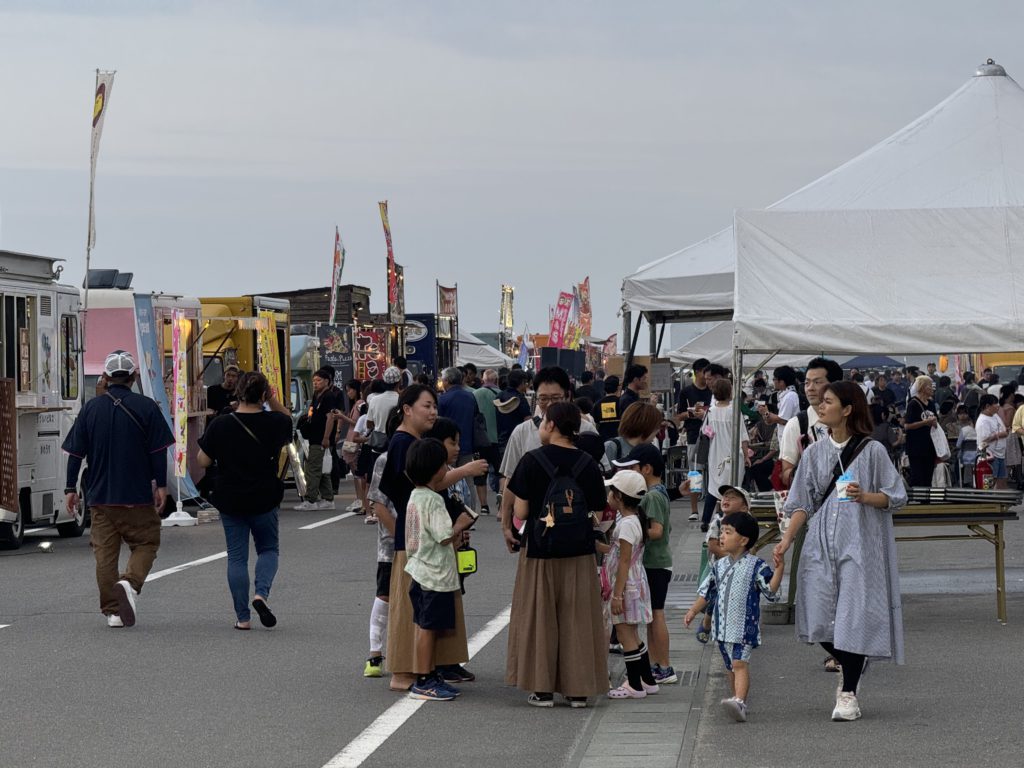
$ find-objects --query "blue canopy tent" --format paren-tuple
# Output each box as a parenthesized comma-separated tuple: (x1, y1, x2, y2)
(840, 354, 905, 370)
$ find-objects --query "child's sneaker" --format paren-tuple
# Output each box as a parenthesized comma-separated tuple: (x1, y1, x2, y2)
(363, 656, 383, 678)
(831, 692, 862, 721)
(696, 624, 711, 644)
(653, 665, 678, 684)
(722, 697, 747, 722)
(409, 678, 456, 701)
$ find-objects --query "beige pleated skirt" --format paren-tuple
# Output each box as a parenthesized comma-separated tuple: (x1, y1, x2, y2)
(505, 552, 609, 698)
(385, 550, 469, 674)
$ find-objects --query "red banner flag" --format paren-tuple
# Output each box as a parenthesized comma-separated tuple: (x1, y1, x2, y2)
(549, 292, 573, 349)
(329, 226, 345, 323)
(379, 201, 398, 320)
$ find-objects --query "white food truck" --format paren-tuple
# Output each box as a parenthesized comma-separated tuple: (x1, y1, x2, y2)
(0, 250, 84, 548)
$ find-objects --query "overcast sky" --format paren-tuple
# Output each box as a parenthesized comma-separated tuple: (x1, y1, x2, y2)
(1, 1, 1022, 348)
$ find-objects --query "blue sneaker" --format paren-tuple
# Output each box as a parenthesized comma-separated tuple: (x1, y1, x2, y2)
(654, 665, 679, 685)
(435, 672, 461, 697)
(409, 678, 456, 701)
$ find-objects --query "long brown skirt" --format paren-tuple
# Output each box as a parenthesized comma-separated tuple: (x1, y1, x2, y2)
(385, 550, 469, 674)
(505, 553, 609, 698)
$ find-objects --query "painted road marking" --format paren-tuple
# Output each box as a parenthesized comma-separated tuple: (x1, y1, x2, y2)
(322, 605, 512, 768)
(145, 552, 227, 583)
(299, 512, 357, 530)
(0, 625, 9, 630)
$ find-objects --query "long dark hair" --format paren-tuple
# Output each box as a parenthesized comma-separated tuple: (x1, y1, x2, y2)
(821, 381, 874, 437)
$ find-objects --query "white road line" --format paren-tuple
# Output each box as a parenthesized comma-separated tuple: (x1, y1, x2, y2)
(322, 604, 512, 768)
(0, 625, 10, 630)
(145, 552, 227, 583)
(299, 512, 356, 530)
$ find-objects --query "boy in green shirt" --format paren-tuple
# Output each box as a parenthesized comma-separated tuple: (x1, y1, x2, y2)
(404, 438, 477, 702)
(613, 444, 676, 685)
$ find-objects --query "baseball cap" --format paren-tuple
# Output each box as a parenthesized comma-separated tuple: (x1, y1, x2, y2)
(605, 471, 648, 499)
(718, 484, 752, 509)
(103, 350, 137, 377)
(383, 366, 402, 384)
(612, 443, 665, 476)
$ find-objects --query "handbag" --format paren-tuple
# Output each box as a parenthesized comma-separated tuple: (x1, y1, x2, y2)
(932, 462, 951, 488)
(695, 412, 713, 466)
(367, 430, 388, 451)
(321, 449, 333, 474)
(923, 411, 951, 459)
(457, 546, 478, 575)
(472, 410, 492, 450)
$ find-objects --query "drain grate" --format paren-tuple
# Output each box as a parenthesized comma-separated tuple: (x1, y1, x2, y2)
(671, 573, 699, 583)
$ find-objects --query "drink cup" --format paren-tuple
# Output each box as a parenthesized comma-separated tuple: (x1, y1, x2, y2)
(688, 469, 703, 493)
(836, 474, 854, 502)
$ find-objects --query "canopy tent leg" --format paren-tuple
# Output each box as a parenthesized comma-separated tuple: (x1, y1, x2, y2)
(626, 312, 643, 369)
(655, 322, 666, 359)
(648, 320, 658, 362)
(731, 348, 744, 486)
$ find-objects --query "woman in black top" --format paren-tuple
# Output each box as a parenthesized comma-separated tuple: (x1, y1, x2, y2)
(507, 402, 608, 708)
(904, 375, 938, 487)
(198, 372, 293, 629)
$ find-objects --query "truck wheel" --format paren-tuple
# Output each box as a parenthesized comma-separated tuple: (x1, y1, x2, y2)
(57, 495, 89, 538)
(0, 505, 24, 550)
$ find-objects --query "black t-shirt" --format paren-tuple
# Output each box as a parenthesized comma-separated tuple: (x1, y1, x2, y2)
(679, 383, 712, 443)
(617, 388, 639, 415)
(575, 384, 602, 404)
(507, 445, 606, 559)
(378, 431, 417, 552)
(593, 394, 621, 441)
(207, 384, 234, 414)
(302, 388, 342, 444)
(198, 411, 293, 517)
(905, 398, 937, 458)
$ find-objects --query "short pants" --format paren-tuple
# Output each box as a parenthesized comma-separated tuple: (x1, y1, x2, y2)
(409, 580, 456, 631)
(717, 641, 753, 671)
(375, 561, 393, 598)
(991, 457, 1008, 479)
(645, 567, 671, 611)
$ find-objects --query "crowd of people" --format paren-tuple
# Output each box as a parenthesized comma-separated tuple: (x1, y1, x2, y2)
(69, 347, 1018, 723)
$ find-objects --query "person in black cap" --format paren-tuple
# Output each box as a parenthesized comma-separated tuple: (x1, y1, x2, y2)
(62, 350, 174, 629)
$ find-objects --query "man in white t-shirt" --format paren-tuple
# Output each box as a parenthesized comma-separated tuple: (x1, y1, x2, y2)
(779, 358, 843, 487)
(759, 366, 800, 445)
(367, 367, 402, 440)
(976, 394, 1009, 489)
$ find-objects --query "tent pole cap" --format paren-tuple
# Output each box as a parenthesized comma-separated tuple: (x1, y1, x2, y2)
(975, 59, 1007, 77)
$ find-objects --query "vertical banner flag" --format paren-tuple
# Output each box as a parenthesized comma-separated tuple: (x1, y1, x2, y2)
(549, 292, 574, 349)
(88, 70, 115, 250)
(578, 277, 592, 337)
(603, 334, 618, 358)
(438, 284, 459, 316)
(379, 201, 399, 322)
(393, 263, 406, 326)
(329, 227, 346, 323)
(256, 310, 284, 400)
(517, 327, 530, 368)
(171, 310, 189, 479)
(354, 327, 388, 380)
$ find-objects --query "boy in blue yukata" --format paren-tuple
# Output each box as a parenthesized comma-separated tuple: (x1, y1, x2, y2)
(684, 511, 783, 723)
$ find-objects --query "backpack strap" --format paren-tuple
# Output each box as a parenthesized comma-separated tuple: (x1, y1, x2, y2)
(532, 448, 558, 480)
(570, 452, 592, 478)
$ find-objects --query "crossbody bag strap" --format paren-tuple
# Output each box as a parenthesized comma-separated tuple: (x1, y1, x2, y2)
(230, 412, 264, 448)
(819, 436, 873, 505)
(105, 392, 145, 434)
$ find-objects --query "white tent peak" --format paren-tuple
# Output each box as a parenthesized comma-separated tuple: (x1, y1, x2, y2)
(623, 59, 1024, 321)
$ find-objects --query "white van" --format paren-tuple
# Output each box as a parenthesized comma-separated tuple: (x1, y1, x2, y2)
(0, 251, 84, 548)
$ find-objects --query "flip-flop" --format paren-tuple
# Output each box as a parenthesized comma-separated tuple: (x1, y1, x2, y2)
(252, 599, 277, 628)
(233, 622, 251, 630)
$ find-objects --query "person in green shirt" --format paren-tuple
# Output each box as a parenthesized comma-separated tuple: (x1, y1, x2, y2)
(404, 438, 478, 702)
(612, 443, 676, 685)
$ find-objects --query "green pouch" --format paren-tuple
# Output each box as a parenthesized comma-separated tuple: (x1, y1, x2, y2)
(457, 546, 478, 575)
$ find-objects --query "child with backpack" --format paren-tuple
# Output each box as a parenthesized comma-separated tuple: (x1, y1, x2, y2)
(685, 511, 783, 722)
(403, 438, 478, 702)
(602, 470, 658, 699)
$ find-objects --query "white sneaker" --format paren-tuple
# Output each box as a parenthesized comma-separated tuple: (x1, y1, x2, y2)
(832, 692, 862, 721)
(114, 580, 137, 627)
(688, 512, 699, 521)
(346, 500, 362, 512)
(293, 501, 318, 511)
(316, 499, 336, 510)
(722, 696, 748, 722)
(107, 614, 124, 628)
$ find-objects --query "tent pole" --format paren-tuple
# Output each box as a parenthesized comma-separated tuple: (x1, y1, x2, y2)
(731, 348, 743, 486)
(626, 313, 642, 369)
(648, 320, 658, 362)
(655, 322, 666, 359)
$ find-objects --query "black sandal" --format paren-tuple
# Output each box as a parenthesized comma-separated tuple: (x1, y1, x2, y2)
(234, 622, 251, 630)
(252, 599, 277, 628)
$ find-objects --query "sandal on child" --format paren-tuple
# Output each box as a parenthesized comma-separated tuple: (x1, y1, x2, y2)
(824, 656, 841, 673)
(696, 625, 711, 644)
(607, 684, 647, 700)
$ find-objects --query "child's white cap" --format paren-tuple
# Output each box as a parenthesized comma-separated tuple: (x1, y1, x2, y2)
(605, 471, 648, 499)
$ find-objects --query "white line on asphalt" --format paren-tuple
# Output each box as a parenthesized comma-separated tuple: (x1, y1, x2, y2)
(299, 512, 357, 530)
(145, 552, 227, 583)
(0, 625, 9, 630)
(322, 604, 512, 768)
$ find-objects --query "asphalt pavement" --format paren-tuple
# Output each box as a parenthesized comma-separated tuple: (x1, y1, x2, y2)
(2, 482, 1022, 768)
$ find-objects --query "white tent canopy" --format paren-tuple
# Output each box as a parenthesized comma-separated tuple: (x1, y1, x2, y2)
(732, 206, 1024, 355)
(668, 321, 810, 369)
(457, 329, 513, 369)
(622, 60, 1024, 322)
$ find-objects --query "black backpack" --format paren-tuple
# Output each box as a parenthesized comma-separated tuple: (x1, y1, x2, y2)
(531, 451, 594, 558)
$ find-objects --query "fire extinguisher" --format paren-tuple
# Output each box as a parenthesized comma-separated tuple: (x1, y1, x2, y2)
(975, 454, 993, 490)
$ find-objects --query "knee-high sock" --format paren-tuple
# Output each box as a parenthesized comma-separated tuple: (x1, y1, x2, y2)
(637, 642, 656, 685)
(370, 597, 389, 655)
(623, 646, 643, 690)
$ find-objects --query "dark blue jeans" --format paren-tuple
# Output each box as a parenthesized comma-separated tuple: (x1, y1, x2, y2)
(220, 508, 280, 622)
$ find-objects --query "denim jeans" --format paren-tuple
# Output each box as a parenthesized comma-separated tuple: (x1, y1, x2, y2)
(220, 508, 280, 622)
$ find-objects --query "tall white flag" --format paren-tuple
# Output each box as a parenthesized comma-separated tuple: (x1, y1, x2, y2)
(88, 70, 115, 249)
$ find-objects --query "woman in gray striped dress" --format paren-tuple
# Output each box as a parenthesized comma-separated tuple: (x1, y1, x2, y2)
(775, 381, 907, 722)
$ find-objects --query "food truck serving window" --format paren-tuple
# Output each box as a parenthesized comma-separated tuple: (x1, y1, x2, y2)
(60, 314, 79, 400)
(2, 295, 34, 392)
